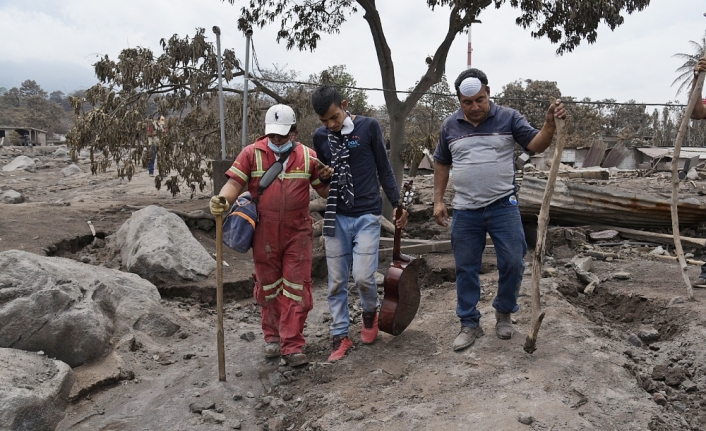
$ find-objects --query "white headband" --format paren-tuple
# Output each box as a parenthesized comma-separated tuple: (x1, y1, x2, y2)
(459, 77, 483, 97)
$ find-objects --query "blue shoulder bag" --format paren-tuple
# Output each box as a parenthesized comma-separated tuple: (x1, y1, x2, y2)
(221, 145, 295, 253)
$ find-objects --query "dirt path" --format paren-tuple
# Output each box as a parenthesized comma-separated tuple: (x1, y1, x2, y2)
(2, 146, 706, 430)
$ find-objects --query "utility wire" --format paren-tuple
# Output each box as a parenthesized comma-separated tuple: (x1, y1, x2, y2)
(247, 40, 688, 109)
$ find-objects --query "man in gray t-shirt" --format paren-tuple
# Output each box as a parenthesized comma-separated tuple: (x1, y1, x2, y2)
(433, 68, 565, 352)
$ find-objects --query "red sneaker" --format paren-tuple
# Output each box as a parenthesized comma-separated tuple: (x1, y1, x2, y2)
(361, 311, 379, 344)
(327, 336, 353, 362)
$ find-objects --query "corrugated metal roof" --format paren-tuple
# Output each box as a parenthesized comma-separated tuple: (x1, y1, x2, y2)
(637, 147, 706, 159)
(518, 176, 706, 229)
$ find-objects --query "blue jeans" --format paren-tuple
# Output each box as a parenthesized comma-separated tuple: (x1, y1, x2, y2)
(147, 144, 157, 174)
(451, 195, 527, 328)
(324, 213, 382, 337)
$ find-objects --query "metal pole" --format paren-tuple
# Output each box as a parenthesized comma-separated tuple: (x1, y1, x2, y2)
(466, 20, 481, 70)
(241, 28, 253, 150)
(213, 26, 227, 160)
(467, 26, 472, 69)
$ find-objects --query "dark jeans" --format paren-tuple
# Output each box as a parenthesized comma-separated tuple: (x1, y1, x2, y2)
(148, 144, 157, 174)
(451, 195, 527, 328)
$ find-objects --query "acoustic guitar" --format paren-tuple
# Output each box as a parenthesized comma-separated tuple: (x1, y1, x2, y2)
(378, 180, 421, 336)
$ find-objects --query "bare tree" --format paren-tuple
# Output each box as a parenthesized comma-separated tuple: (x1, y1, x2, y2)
(228, 0, 651, 217)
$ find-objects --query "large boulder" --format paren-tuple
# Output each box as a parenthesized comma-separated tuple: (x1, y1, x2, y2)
(0, 348, 75, 431)
(2, 156, 37, 173)
(0, 250, 179, 367)
(1, 190, 24, 204)
(113, 205, 216, 283)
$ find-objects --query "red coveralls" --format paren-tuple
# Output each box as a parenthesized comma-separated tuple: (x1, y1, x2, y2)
(226, 136, 326, 355)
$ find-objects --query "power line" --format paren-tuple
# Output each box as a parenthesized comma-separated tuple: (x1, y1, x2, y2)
(247, 40, 688, 109)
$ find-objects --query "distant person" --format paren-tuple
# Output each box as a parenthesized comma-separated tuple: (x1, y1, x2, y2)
(689, 56, 706, 287)
(147, 116, 165, 177)
(209, 104, 329, 367)
(21, 134, 32, 148)
(433, 68, 565, 351)
(311, 85, 408, 362)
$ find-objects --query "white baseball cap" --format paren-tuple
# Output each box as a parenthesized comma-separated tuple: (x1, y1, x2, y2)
(265, 104, 296, 136)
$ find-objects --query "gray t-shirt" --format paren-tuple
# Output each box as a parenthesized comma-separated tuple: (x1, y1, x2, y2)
(433, 103, 539, 210)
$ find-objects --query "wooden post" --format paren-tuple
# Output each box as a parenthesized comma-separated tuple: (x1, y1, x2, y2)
(215, 211, 226, 381)
(524, 101, 566, 354)
(670, 71, 705, 301)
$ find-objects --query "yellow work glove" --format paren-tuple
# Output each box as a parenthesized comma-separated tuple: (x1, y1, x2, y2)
(209, 195, 230, 216)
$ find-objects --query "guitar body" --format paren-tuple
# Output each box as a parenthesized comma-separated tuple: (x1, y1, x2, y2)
(378, 181, 421, 336)
(379, 253, 421, 335)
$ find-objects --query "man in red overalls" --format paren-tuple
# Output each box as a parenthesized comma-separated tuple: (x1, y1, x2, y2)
(209, 105, 329, 366)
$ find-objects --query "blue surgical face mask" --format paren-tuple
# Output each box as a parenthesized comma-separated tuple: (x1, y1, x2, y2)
(268, 140, 292, 154)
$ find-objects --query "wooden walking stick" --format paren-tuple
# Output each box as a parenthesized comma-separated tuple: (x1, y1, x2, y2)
(524, 99, 567, 354)
(215, 199, 227, 381)
(669, 69, 705, 301)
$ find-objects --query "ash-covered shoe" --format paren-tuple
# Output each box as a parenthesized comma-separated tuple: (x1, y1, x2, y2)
(495, 310, 513, 340)
(264, 342, 281, 358)
(327, 335, 353, 362)
(452, 326, 483, 351)
(283, 352, 309, 367)
(361, 311, 379, 344)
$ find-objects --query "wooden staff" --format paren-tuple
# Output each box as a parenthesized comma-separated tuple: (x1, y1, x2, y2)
(215, 207, 226, 381)
(670, 70, 705, 301)
(524, 100, 566, 354)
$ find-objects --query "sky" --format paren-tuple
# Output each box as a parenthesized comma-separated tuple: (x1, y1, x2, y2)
(1, 0, 704, 109)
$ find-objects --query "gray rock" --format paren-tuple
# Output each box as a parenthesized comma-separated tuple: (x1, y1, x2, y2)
(112, 205, 216, 282)
(652, 392, 667, 406)
(649, 246, 665, 256)
(61, 163, 82, 177)
(1, 190, 24, 204)
(349, 410, 365, 420)
(626, 333, 643, 347)
(269, 371, 289, 386)
(584, 281, 598, 295)
(0, 348, 75, 431)
(52, 147, 69, 158)
(571, 256, 593, 272)
(665, 367, 686, 387)
(201, 409, 226, 424)
(518, 412, 534, 425)
(652, 364, 668, 381)
(542, 267, 558, 278)
(189, 398, 216, 413)
(0, 250, 179, 367)
(612, 272, 632, 280)
(240, 332, 255, 342)
(681, 379, 698, 392)
(2, 156, 36, 172)
(638, 326, 659, 343)
(374, 271, 385, 286)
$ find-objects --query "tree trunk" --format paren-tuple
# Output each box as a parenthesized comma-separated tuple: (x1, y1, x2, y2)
(385, 113, 407, 221)
(408, 154, 421, 178)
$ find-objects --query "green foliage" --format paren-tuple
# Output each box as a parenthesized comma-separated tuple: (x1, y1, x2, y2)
(496, 79, 562, 128)
(309, 65, 370, 115)
(231, 0, 650, 55)
(0, 80, 69, 134)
